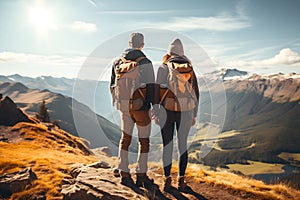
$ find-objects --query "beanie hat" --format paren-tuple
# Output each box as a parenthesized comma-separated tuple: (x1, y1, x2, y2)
(167, 38, 184, 56)
(129, 32, 144, 48)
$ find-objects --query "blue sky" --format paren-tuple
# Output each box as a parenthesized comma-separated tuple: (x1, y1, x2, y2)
(0, 0, 300, 79)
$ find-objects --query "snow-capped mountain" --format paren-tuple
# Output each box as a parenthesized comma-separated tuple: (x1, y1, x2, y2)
(204, 68, 249, 80)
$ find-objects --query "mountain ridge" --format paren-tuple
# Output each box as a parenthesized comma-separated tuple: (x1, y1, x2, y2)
(0, 82, 121, 151)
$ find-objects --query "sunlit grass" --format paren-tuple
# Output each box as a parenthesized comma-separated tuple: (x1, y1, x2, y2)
(279, 152, 300, 162)
(227, 161, 284, 175)
(2, 122, 299, 199)
(0, 122, 97, 199)
(185, 164, 300, 200)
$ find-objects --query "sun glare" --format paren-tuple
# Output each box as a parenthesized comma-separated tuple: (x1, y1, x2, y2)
(28, 2, 56, 35)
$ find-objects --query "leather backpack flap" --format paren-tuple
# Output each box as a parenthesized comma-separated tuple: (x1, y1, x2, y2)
(113, 56, 147, 111)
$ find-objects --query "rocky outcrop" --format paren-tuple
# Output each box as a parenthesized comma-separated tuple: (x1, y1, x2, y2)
(61, 161, 148, 200)
(92, 146, 112, 157)
(0, 96, 36, 126)
(0, 82, 121, 150)
(0, 167, 38, 199)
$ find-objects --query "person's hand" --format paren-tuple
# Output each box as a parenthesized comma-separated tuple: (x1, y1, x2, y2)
(154, 116, 160, 126)
(149, 109, 155, 120)
(192, 117, 197, 126)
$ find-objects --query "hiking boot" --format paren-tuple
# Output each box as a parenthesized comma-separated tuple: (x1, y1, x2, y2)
(120, 171, 134, 186)
(136, 173, 157, 189)
(113, 168, 120, 177)
(178, 176, 192, 193)
(163, 176, 172, 192)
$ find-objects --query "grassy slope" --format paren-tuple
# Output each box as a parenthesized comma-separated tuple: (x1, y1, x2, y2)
(1, 122, 299, 199)
(0, 122, 98, 199)
(195, 77, 300, 166)
(185, 164, 300, 200)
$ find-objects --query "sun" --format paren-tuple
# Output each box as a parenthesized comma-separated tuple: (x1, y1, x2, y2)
(28, 2, 56, 35)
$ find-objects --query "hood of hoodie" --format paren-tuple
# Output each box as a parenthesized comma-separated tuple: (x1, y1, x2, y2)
(122, 48, 146, 61)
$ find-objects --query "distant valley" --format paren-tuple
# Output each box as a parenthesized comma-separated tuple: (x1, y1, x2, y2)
(0, 81, 121, 152)
(0, 74, 112, 118)
(1, 69, 300, 187)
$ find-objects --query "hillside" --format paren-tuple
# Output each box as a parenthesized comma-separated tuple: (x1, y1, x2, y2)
(0, 74, 112, 118)
(1, 122, 299, 199)
(191, 72, 300, 186)
(0, 82, 121, 151)
(1, 71, 300, 189)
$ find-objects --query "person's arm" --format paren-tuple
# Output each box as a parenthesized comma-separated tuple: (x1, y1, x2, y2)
(146, 61, 155, 106)
(138, 59, 155, 110)
(154, 65, 168, 110)
(110, 59, 119, 105)
(191, 70, 199, 117)
(153, 65, 168, 124)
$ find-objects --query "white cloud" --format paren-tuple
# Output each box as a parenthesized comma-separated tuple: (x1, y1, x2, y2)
(88, 0, 97, 8)
(69, 21, 97, 33)
(140, 15, 250, 32)
(226, 48, 300, 68)
(99, 10, 175, 15)
(168, 16, 249, 31)
(0, 51, 85, 66)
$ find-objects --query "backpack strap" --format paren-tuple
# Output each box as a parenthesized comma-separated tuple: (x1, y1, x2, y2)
(135, 56, 147, 100)
(160, 89, 169, 104)
(120, 56, 146, 64)
(137, 88, 146, 100)
(135, 56, 146, 63)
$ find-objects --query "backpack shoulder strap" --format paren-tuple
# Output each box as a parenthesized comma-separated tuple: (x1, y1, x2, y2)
(135, 56, 146, 63)
(120, 56, 146, 64)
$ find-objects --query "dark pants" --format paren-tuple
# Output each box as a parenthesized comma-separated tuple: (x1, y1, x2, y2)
(159, 110, 193, 177)
(118, 110, 151, 174)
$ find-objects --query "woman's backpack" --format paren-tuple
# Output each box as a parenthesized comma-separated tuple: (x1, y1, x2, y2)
(160, 61, 197, 112)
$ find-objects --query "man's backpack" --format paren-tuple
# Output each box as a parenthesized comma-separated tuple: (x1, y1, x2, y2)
(112, 56, 146, 111)
(159, 61, 197, 112)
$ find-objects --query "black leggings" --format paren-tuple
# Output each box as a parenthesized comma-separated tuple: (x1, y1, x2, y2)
(160, 110, 193, 177)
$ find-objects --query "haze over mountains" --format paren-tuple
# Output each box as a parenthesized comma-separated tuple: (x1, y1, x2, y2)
(0, 81, 120, 152)
(0, 74, 112, 118)
(196, 71, 300, 164)
(2, 98, 298, 199)
(1, 69, 299, 176)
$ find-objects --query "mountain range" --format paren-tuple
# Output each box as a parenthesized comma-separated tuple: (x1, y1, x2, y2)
(0, 74, 112, 118)
(1, 100, 298, 199)
(0, 81, 121, 152)
(188, 70, 300, 186)
(1, 69, 300, 183)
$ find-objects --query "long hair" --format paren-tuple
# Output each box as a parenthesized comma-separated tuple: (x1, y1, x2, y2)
(162, 54, 171, 65)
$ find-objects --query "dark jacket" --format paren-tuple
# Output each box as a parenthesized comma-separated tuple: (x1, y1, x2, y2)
(110, 48, 155, 110)
(155, 55, 199, 117)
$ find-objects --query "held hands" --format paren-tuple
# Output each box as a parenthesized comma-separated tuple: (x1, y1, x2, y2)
(151, 109, 197, 127)
(154, 116, 160, 125)
(192, 117, 197, 126)
(150, 108, 160, 125)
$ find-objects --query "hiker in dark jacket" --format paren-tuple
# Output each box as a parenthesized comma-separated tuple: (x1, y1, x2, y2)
(110, 32, 156, 188)
(154, 38, 199, 192)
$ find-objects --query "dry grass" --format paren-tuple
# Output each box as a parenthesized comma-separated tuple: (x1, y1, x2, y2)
(279, 152, 300, 162)
(2, 122, 299, 199)
(0, 122, 97, 200)
(184, 164, 300, 200)
(227, 161, 284, 175)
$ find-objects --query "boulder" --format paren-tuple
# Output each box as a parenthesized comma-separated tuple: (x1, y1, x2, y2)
(61, 162, 147, 200)
(92, 146, 112, 157)
(0, 167, 37, 198)
(0, 96, 36, 126)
